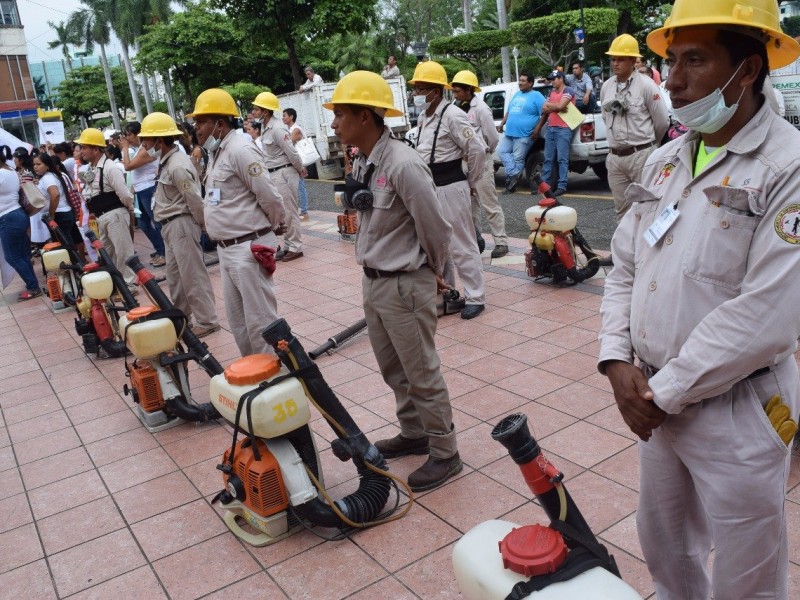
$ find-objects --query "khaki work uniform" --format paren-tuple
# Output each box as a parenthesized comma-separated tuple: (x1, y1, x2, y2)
(261, 115, 304, 253)
(464, 95, 507, 247)
(204, 132, 285, 356)
(600, 71, 669, 221)
(353, 128, 457, 459)
(153, 146, 219, 330)
(416, 101, 487, 305)
(598, 102, 800, 600)
(82, 155, 136, 286)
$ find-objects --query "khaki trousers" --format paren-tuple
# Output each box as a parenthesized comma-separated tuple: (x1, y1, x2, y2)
(471, 157, 507, 246)
(637, 358, 798, 600)
(217, 231, 280, 356)
(97, 207, 135, 286)
(161, 216, 218, 329)
(607, 145, 657, 223)
(362, 267, 457, 458)
(272, 167, 302, 252)
(437, 181, 486, 305)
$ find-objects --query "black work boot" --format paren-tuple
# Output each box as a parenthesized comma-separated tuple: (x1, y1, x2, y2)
(374, 434, 429, 459)
(408, 453, 463, 492)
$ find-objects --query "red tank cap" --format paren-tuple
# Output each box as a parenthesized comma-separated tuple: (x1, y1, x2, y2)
(83, 262, 100, 272)
(539, 198, 557, 208)
(499, 524, 568, 577)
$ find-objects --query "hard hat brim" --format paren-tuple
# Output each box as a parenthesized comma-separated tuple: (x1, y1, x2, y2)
(647, 23, 800, 69)
(604, 50, 642, 58)
(408, 78, 452, 90)
(321, 102, 403, 117)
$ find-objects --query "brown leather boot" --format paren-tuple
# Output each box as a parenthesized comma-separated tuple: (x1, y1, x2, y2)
(408, 453, 463, 492)
(374, 434, 429, 459)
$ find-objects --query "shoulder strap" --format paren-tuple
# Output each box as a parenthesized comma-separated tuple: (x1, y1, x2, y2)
(429, 103, 450, 166)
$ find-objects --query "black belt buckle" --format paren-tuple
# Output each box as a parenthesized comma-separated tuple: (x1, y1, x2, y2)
(268, 164, 290, 173)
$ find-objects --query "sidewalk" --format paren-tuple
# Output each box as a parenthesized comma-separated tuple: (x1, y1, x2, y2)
(1, 212, 798, 600)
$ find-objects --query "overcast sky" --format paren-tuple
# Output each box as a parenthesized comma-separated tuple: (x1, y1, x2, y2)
(18, 0, 124, 64)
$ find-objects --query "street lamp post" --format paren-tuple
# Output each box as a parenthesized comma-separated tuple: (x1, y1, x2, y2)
(512, 47, 519, 81)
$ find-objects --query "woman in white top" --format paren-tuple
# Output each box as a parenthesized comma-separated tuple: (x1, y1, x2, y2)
(33, 153, 85, 258)
(0, 145, 41, 299)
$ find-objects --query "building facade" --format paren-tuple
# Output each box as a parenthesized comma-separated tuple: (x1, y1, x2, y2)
(0, 0, 38, 144)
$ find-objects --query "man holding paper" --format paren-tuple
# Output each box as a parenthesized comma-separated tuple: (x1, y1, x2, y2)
(534, 70, 577, 196)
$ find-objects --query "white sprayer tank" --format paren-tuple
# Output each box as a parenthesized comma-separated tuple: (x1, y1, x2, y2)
(525, 203, 577, 233)
(453, 520, 643, 600)
(118, 306, 178, 359)
(42, 248, 70, 272)
(81, 271, 114, 300)
(209, 354, 311, 438)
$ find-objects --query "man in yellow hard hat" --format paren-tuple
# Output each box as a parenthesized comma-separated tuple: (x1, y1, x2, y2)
(598, 2, 800, 598)
(410, 60, 488, 320)
(138, 112, 220, 338)
(189, 88, 286, 356)
(325, 71, 462, 492)
(75, 127, 137, 292)
(600, 33, 669, 226)
(451, 69, 509, 258)
(251, 92, 306, 261)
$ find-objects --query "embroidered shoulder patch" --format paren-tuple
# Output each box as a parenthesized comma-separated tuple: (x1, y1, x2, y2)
(179, 180, 193, 192)
(775, 204, 800, 245)
(654, 162, 675, 186)
(462, 126, 475, 140)
(247, 162, 264, 177)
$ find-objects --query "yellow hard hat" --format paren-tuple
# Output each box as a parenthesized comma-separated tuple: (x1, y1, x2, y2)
(253, 91, 279, 112)
(322, 71, 403, 117)
(605, 34, 642, 58)
(140, 112, 182, 137)
(647, 0, 800, 69)
(409, 61, 452, 89)
(186, 88, 239, 118)
(74, 128, 106, 147)
(451, 70, 481, 92)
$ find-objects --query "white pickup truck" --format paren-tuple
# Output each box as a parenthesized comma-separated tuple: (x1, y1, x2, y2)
(278, 77, 412, 179)
(478, 81, 609, 182)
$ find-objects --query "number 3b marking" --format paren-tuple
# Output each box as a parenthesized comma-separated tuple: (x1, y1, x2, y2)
(272, 399, 299, 423)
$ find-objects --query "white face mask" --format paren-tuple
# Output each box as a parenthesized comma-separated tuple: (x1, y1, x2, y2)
(146, 145, 161, 159)
(413, 89, 434, 111)
(203, 122, 222, 153)
(673, 62, 745, 134)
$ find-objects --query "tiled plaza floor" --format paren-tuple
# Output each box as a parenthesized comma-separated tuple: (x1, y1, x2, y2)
(1, 210, 799, 599)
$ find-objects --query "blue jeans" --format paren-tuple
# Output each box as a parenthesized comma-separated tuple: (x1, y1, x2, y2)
(541, 126, 572, 191)
(0, 207, 40, 292)
(298, 177, 308, 214)
(135, 185, 165, 256)
(498, 135, 533, 178)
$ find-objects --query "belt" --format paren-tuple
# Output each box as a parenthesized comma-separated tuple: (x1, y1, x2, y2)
(641, 361, 770, 380)
(610, 142, 655, 157)
(216, 226, 273, 249)
(363, 264, 429, 279)
(267, 164, 290, 173)
(158, 213, 189, 226)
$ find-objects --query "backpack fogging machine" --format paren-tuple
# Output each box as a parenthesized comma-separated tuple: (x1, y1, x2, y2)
(453, 413, 642, 600)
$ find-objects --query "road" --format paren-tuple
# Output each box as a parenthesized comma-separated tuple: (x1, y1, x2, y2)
(303, 168, 617, 251)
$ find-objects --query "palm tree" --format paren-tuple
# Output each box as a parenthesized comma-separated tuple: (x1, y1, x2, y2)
(47, 21, 75, 72)
(110, 0, 177, 116)
(67, 0, 121, 130)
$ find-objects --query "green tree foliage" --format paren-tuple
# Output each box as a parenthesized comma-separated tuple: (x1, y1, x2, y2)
(209, 0, 379, 89)
(429, 30, 513, 82)
(134, 3, 285, 110)
(222, 82, 269, 113)
(511, 8, 619, 70)
(783, 16, 800, 39)
(56, 65, 134, 125)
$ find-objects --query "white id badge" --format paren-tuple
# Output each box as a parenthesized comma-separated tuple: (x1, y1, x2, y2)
(644, 205, 680, 247)
(206, 188, 221, 206)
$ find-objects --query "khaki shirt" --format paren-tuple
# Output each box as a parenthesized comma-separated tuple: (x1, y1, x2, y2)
(203, 131, 285, 241)
(466, 96, 499, 153)
(352, 128, 451, 274)
(599, 102, 800, 414)
(82, 155, 133, 208)
(600, 71, 669, 149)
(416, 100, 486, 188)
(153, 146, 205, 227)
(260, 115, 304, 172)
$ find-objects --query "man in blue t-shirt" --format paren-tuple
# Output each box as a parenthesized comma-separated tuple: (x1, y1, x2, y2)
(497, 72, 545, 192)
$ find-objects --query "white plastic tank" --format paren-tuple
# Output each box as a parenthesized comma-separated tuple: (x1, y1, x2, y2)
(118, 306, 178, 359)
(525, 204, 577, 233)
(210, 354, 311, 438)
(43, 248, 70, 272)
(81, 271, 114, 300)
(453, 520, 643, 600)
